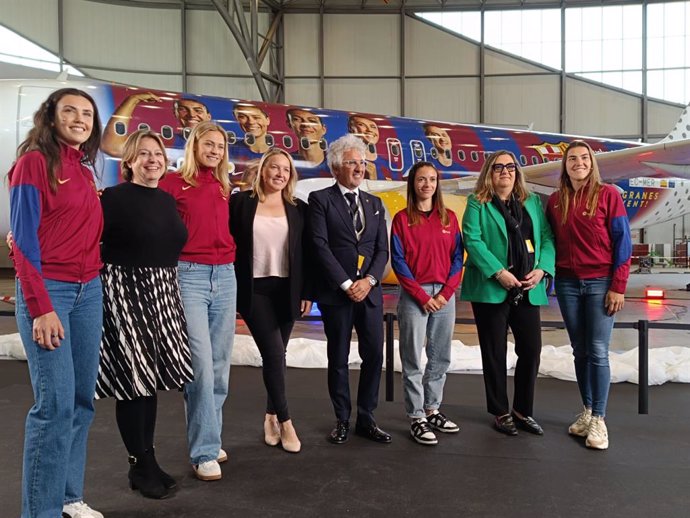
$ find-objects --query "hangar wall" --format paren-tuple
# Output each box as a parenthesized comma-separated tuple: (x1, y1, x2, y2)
(1, 1, 684, 140)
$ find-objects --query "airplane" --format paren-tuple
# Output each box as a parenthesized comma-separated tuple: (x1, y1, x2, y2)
(2, 77, 690, 278)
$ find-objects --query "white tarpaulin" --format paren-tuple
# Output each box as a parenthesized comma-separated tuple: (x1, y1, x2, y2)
(2, 333, 688, 385)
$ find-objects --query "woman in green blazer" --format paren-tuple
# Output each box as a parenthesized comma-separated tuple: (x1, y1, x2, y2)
(461, 150, 555, 436)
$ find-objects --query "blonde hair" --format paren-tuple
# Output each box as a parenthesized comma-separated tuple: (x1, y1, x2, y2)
(178, 121, 230, 196)
(474, 150, 529, 203)
(251, 148, 298, 205)
(120, 130, 168, 182)
(556, 140, 602, 225)
(239, 159, 259, 191)
(405, 161, 449, 227)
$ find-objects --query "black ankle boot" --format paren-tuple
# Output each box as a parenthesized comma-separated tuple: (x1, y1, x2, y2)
(149, 447, 177, 490)
(128, 451, 170, 499)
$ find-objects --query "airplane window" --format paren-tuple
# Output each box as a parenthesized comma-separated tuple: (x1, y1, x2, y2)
(414, 146, 423, 159)
(520, 155, 527, 165)
(183, 127, 192, 140)
(300, 137, 310, 150)
(226, 131, 236, 145)
(430, 148, 438, 159)
(265, 134, 274, 148)
(391, 143, 401, 157)
(457, 150, 466, 161)
(368, 143, 376, 155)
(471, 151, 479, 162)
(283, 135, 293, 148)
(245, 133, 256, 146)
(138, 123, 150, 131)
(114, 121, 127, 136)
(319, 139, 328, 151)
(444, 150, 451, 160)
(161, 126, 173, 140)
(532, 156, 539, 165)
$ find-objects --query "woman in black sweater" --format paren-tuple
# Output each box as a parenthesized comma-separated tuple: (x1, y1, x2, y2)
(96, 130, 192, 499)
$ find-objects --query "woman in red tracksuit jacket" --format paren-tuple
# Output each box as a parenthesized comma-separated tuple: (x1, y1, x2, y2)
(546, 140, 632, 451)
(9, 88, 105, 518)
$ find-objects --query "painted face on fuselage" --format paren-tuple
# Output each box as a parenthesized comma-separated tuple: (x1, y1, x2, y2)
(129, 137, 166, 188)
(565, 146, 593, 187)
(176, 99, 211, 128)
(491, 154, 517, 194)
(54, 94, 95, 149)
(334, 149, 366, 190)
(261, 153, 292, 195)
(235, 105, 270, 138)
(414, 165, 438, 204)
(288, 110, 326, 140)
(194, 130, 226, 169)
(425, 126, 452, 152)
(348, 116, 379, 145)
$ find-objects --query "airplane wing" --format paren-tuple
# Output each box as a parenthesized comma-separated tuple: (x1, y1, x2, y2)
(522, 138, 690, 189)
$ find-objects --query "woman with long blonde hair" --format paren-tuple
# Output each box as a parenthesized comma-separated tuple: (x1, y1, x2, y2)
(230, 148, 313, 453)
(546, 140, 631, 450)
(159, 121, 237, 480)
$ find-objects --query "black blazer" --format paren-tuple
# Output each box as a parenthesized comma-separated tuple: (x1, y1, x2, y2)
(229, 190, 313, 320)
(307, 183, 389, 306)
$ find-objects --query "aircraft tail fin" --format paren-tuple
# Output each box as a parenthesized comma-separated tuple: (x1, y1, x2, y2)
(660, 102, 690, 143)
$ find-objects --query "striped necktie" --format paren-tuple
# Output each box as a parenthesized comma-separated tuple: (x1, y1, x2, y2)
(344, 192, 363, 234)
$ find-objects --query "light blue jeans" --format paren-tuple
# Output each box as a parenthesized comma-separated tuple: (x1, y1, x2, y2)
(397, 284, 456, 419)
(15, 277, 103, 518)
(555, 277, 615, 417)
(178, 261, 236, 465)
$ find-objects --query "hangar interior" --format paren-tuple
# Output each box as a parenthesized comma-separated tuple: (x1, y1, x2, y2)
(2, 0, 690, 246)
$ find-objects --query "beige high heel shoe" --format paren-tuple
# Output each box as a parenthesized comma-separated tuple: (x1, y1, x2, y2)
(264, 414, 280, 446)
(279, 419, 301, 454)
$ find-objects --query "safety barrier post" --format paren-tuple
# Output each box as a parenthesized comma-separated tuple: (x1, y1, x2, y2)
(638, 319, 649, 414)
(385, 312, 395, 402)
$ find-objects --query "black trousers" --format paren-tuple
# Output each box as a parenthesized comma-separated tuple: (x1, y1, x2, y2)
(471, 297, 542, 417)
(242, 277, 295, 423)
(319, 300, 383, 427)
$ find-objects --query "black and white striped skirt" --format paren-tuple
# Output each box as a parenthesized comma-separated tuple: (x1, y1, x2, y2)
(96, 264, 194, 400)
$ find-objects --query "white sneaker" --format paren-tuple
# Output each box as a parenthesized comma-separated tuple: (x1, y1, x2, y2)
(410, 418, 438, 445)
(193, 459, 222, 481)
(217, 448, 228, 463)
(62, 501, 104, 518)
(568, 407, 592, 437)
(586, 416, 609, 450)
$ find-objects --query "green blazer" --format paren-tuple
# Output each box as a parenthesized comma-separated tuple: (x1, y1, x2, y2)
(460, 193, 555, 305)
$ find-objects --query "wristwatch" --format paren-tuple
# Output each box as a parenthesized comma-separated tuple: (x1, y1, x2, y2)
(366, 275, 377, 287)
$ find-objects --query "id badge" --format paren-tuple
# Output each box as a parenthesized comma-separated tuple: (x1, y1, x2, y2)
(525, 239, 535, 253)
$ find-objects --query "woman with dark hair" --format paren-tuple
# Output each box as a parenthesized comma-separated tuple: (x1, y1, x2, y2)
(9, 88, 105, 518)
(95, 130, 192, 498)
(546, 140, 631, 450)
(230, 148, 312, 453)
(390, 161, 464, 445)
(461, 150, 555, 437)
(158, 121, 237, 481)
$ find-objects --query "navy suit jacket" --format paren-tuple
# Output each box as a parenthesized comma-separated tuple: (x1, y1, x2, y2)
(308, 183, 389, 306)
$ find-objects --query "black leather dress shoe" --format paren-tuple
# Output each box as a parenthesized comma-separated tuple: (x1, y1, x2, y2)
(355, 423, 392, 444)
(328, 420, 349, 444)
(511, 412, 544, 435)
(494, 414, 518, 436)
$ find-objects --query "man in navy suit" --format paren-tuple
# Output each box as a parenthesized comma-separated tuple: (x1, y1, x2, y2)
(308, 134, 391, 445)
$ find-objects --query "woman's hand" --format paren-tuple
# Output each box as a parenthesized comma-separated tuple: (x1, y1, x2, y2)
(496, 269, 522, 290)
(33, 311, 64, 351)
(521, 269, 545, 291)
(605, 290, 625, 316)
(300, 300, 313, 316)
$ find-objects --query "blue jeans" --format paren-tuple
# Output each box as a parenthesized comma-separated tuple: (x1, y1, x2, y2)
(15, 277, 103, 518)
(555, 277, 615, 417)
(178, 261, 236, 465)
(397, 284, 456, 419)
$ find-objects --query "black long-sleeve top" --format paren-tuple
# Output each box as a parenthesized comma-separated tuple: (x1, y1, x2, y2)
(101, 182, 188, 267)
